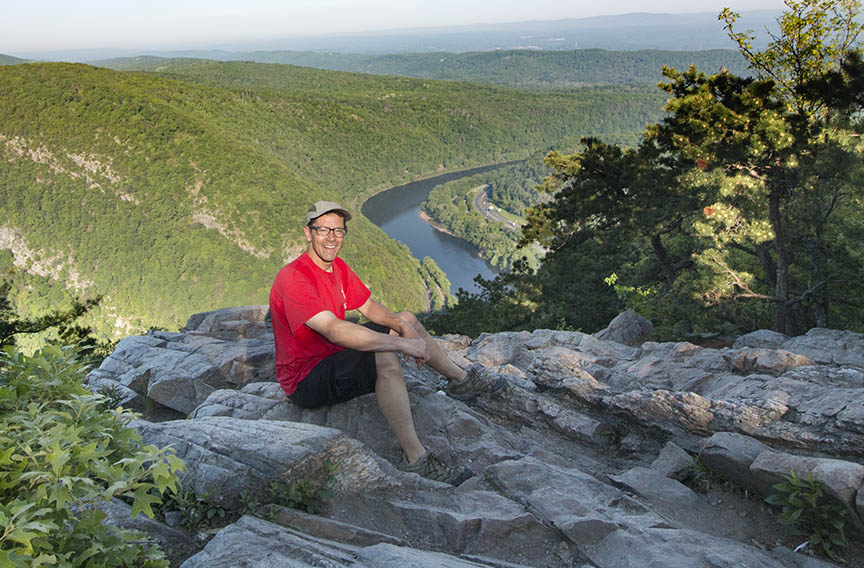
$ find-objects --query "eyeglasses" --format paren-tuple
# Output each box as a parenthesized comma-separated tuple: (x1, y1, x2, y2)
(309, 225, 348, 238)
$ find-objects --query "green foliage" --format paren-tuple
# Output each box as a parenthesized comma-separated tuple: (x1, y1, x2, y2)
(268, 460, 336, 515)
(685, 457, 737, 494)
(99, 49, 752, 90)
(0, 60, 662, 339)
(430, 0, 864, 338)
(156, 488, 229, 533)
(721, 0, 863, 113)
(0, 345, 185, 566)
(0, 280, 101, 349)
(765, 471, 848, 561)
(421, 157, 550, 272)
(418, 257, 454, 312)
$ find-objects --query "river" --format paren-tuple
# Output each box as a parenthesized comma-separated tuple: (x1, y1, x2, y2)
(362, 162, 518, 294)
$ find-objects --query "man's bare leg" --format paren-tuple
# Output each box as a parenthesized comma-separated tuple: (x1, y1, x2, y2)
(374, 351, 426, 464)
(397, 311, 467, 382)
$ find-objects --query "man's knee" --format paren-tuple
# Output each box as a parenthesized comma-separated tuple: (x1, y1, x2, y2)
(397, 311, 421, 330)
(375, 351, 402, 376)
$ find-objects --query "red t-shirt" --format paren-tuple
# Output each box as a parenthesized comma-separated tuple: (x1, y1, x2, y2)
(269, 253, 371, 395)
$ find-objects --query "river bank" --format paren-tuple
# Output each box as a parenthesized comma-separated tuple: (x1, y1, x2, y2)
(417, 209, 458, 238)
(361, 163, 515, 294)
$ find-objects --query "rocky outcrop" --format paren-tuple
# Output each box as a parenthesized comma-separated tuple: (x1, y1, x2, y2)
(86, 307, 864, 567)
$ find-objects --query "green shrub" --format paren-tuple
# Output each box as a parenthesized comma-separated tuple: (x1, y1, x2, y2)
(765, 471, 848, 561)
(267, 461, 337, 515)
(0, 345, 185, 566)
(156, 488, 229, 533)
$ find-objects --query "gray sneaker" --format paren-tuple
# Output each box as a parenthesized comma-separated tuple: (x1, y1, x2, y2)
(447, 364, 507, 401)
(398, 452, 474, 486)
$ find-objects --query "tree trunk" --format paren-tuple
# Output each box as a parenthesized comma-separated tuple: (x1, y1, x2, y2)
(650, 231, 677, 289)
(769, 188, 795, 335)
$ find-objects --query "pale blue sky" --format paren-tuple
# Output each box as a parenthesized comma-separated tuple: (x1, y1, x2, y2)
(2, 0, 788, 53)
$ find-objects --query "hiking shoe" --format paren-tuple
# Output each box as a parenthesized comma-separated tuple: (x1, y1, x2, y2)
(399, 452, 474, 486)
(446, 364, 507, 401)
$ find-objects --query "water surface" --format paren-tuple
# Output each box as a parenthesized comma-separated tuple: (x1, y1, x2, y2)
(362, 162, 518, 294)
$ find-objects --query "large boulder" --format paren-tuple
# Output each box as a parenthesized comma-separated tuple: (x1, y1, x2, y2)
(180, 515, 530, 567)
(135, 417, 398, 509)
(593, 309, 653, 346)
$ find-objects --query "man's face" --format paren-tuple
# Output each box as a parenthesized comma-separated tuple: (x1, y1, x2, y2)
(304, 212, 346, 269)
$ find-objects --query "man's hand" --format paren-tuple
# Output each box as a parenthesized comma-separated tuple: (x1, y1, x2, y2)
(400, 337, 429, 368)
(396, 313, 424, 367)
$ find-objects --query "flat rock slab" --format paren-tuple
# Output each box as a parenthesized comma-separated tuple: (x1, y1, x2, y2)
(136, 417, 396, 509)
(486, 457, 665, 547)
(180, 515, 531, 567)
(87, 331, 275, 414)
(381, 489, 569, 565)
(584, 527, 833, 568)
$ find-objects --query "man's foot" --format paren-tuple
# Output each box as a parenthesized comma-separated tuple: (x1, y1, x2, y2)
(447, 364, 507, 401)
(398, 451, 474, 486)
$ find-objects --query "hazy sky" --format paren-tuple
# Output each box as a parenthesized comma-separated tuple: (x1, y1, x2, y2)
(2, 0, 788, 54)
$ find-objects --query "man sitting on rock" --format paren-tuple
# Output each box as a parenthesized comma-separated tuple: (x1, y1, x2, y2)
(269, 201, 506, 485)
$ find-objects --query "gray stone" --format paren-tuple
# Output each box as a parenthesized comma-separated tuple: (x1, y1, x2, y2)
(135, 417, 397, 509)
(781, 327, 864, 368)
(733, 330, 788, 350)
(699, 432, 774, 495)
(357, 542, 532, 567)
(585, 527, 818, 568)
(180, 515, 526, 567)
(728, 348, 814, 376)
(750, 451, 864, 527)
(593, 309, 653, 346)
(381, 489, 568, 565)
(486, 457, 665, 547)
(190, 389, 295, 421)
(179, 515, 358, 567)
(267, 505, 404, 547)
(467, 331, 533, 367)
(469, 382, 611, 446)
(241, 381, 288, 399)
(611, 466, 717, 531)
(650, 442, 693, 480)
(92, 307, 864, 566)
(183, 305, 271, 339)
(858, 484, 864, 529)
(527, 346, 607, 396)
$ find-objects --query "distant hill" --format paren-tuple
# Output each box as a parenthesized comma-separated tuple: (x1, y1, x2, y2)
(18, 10, 781, 61)
(96, 49, 751, 88)
(0, 54, 28, 65)
(0, 61, 664, 339)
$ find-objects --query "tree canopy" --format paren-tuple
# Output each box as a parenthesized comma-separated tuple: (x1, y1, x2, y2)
(430, 0, 864, 338)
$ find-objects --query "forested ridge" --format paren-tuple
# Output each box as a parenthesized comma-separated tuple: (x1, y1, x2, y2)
(0, 54, 28, 66)
(0, 60, 661, 340)
(427, 0, 864, 339)
(421, 157, 550, 272)
(98, 49, 751, 89)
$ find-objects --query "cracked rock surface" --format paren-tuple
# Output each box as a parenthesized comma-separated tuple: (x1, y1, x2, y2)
(87, 306, 864, 567)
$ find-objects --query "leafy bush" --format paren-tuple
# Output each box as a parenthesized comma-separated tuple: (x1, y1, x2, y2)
(765, 471, 848, 561)
(0, 345, 185, 566)
(156, 488, 229, 533)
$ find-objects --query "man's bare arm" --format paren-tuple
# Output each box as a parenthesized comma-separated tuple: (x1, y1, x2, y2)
(356, 298, 417, 339)
(305, 310, 428, 361)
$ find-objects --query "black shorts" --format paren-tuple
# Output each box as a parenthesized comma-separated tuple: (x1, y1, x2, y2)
(289, 322, 390, 409)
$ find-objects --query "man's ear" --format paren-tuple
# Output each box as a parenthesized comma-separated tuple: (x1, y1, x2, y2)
(303, 225, 312, 243)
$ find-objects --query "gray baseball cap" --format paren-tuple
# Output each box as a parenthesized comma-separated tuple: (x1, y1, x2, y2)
(305, 201, 352, 224)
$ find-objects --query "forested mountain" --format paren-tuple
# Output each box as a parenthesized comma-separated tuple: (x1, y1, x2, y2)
(97, 49, 750, 89)
(0, 54, 28, 65)
(0, 61, 663, 340)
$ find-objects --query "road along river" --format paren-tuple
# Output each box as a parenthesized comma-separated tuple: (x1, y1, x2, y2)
(362, 162, 519, 294)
